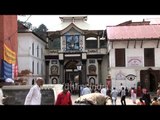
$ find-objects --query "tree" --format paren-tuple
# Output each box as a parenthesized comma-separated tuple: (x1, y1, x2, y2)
(33, 24, 48, 40)
(18, 20, 32, 29)
(38, 24, 48, 32)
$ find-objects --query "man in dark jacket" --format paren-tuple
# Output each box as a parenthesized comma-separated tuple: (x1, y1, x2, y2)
(142, 89, 151, 105)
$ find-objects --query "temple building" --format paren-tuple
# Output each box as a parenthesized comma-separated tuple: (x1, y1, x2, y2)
(45, 16, 108, 85)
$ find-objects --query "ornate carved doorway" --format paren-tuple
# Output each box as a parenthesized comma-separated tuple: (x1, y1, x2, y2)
(64, 60, 79, 83)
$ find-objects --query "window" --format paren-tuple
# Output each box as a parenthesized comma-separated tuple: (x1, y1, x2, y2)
(41, 48, 43, 58)
(53, 38, 60, 49)
(37, 45, 39, 57)
(32, 43, 34, 56)
(66, 35, 79, 50)
(115, 49, 125, 67)
(86, 37, 97, 49)
(37, 62, 39, 74)
(100, 40, 107, 48)
(89, 59, 95, 64)
(144, 48, 155, 66)
(41, 63, 43, 75)
(32, 61, 34, 74)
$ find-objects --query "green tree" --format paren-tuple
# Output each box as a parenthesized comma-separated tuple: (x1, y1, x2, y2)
(18, 20, 32, 29)
(33, 24, 48, 40)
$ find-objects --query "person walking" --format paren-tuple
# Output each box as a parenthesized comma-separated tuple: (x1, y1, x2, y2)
(24, 77, 44, 105)
(111, 87, 118, 105)
(101, 85, 107, 96)
(131, 87, 137, 104)
(120, 87, 126, 105)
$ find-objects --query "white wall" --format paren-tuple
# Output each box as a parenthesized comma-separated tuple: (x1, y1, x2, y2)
(18, 33, 46, 80)
(18, 34, 31, 55)
(18, 57, 30, 71)
(111, 68, 137, 90)
(155, 48, 160, 67)
(110, 49, 115, 67)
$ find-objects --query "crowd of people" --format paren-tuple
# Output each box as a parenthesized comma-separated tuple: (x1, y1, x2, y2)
(73, 82, 160, 105)
(1, 78, 160, 105)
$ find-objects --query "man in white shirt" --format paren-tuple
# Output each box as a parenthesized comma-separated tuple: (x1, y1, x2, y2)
(24, 77, 44, 105)
(81, 84, 91, 96)
(101, 85, 107, 96)
(111, 87, 118, 105)
(119, 83, 124, 96)
(0, 83, 4, 105)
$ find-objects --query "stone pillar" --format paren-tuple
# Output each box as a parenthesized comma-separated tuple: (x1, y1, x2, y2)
(98, 36, 100, 49)
(83, 35, 85, 51)
(59, 60, 64, 83)
(45, 60, 49, 84)
(97, 59, 102, 84)
(82, 60, 87, 84)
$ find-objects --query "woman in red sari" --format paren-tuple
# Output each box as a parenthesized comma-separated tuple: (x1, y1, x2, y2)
(55, 84, 72, 105)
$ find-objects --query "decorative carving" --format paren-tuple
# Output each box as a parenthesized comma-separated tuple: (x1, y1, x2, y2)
(52, 78, 57, 84)
(115, 70, 126, 80)
(88, 65, 96, 75)
(51, 65, 58, 75)
(126, 74, 136, 81)
(49, 50, 58, 53)
(127, 56, 142, 67)
(89, 77, 95, 84)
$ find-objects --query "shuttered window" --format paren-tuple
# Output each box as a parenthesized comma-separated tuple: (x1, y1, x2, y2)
(115, 49, 125, 67)
(144, 48, 155, 66)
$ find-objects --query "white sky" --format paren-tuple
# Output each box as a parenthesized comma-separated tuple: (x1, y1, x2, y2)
(18, 15, 160, 31)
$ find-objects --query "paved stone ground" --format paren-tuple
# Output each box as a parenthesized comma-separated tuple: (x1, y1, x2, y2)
(71, 95, 140, 105)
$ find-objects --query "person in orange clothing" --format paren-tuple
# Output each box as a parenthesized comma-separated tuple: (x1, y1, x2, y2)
(55, 84, 72, 105)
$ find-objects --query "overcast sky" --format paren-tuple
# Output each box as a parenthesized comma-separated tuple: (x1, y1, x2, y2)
(18, 15, 160, 31)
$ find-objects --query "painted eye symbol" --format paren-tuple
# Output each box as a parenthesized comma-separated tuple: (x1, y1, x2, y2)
(126, 74, 136, 81)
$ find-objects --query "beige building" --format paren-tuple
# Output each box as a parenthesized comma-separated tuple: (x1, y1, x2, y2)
(45, 16, 108, 85)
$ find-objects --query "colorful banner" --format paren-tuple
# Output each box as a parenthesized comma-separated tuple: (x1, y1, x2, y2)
(4, 44, 16, 64)
(13, 64, 18, 78)
(12, 64, 14, 79)
(2, 60, 12, 79)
